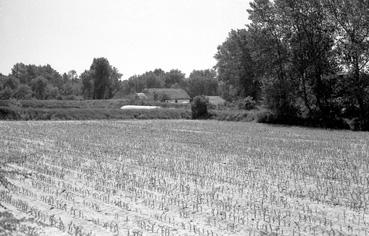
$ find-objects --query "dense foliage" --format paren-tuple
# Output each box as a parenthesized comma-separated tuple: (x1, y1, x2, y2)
(215, 0, 369, 129)
(81, 58, 122, 99)
(0, 58, 123, 100)
(191, 95, 209, 119)
(116, 69, 218, 99)
(0, 65, 219, 102)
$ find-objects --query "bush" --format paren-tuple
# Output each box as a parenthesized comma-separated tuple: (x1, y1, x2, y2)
(210, 109, 257, 122)
(0, 107, 21, 120)
(61, 95, 83, 100)
(255, 110, 277, 123)
(191, 96, 209, 119)
(238, 96, 256, 110)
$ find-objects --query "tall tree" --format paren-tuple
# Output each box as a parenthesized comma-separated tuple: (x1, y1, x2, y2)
(215, 29, 260, 100)
(164, 69, 186, 88)
(324, 0, 369, 119)
(90, 58, 112, 99)
(279, 0, 337, 117)
(247, 0, 297, 117)
(81, 70, 94, 99)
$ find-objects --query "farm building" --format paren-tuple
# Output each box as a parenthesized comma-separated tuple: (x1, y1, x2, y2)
(143, 88, 190, 103)
(206, 96, 226, 106)
(135, 93, 148, 100)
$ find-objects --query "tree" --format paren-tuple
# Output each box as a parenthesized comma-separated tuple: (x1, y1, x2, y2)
(324, 0, 369, 120)
(120, 69, 167, 95)
(13, 85, 32, 99)
(31, 76, 48, 99)
(11, 63, 30, 84)
(0, 88, 13, 100)
(9, 63, 67, 99)
(109, 67, 123, 97)
(164, 69, 186, 88)
(246, 0, 298, 118)
(81, 70, 94, 99)
(82, 58, 123, 99)
(40, 64, 63, 88)
(113, 80, 131, 98)
(187, 70, 218, 97)
(0, 76, 19, 99)
(143, 70, 165, 89)
(215, 29, 260, 100)
(45, 84, 60, 99)
(278, 0, 337, 118)
(90, 58, 113, 99)
(67, 70, 78, 80)
(115, 69, 189, 98)
(2, 76, 20, 91)
(191, 96, 209, 119)
(61, 70, 82, 97)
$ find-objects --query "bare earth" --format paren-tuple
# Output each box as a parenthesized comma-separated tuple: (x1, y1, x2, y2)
(0, 120, 369, 236)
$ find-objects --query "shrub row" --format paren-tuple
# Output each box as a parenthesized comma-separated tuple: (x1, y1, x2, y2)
(0, 107, 191, 121)
(0, 99, 190, 110)
(254, 110, 365, 130)
(209, 109, 366, 130)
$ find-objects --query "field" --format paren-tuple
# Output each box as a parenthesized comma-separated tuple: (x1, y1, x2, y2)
(0, 120, 369, 236)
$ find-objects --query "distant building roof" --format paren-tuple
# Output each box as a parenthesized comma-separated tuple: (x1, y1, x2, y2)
(136, 93, 148, 99)
(206, 96, 226, 106)
(144, 88, 190, 100)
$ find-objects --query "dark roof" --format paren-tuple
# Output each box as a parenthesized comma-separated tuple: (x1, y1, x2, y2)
(206, 96, 226, 105)
(144, 88, 190, 100)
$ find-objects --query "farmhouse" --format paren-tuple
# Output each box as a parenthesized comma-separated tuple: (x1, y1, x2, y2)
(143, 88, 190, 104)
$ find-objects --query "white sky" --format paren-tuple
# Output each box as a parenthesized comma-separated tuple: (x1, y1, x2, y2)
(0, 0, 251, 79)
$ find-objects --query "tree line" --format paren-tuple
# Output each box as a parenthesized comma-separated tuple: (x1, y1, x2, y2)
(0, 59, 218, 101)
(118, 68, 218, 98)
(1, 0, 368, 129)
(215, 0, 369, 129)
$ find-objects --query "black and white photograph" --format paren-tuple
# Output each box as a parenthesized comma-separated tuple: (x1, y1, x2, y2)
(1, 0, 369, 235)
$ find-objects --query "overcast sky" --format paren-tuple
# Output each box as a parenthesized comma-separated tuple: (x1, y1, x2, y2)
(0, 0, 251, 79)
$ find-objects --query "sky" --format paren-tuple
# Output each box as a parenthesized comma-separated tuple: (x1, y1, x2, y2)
(0, 0, 251, 79)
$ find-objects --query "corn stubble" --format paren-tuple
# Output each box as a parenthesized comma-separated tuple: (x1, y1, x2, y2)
(0, 120, 368, 236)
